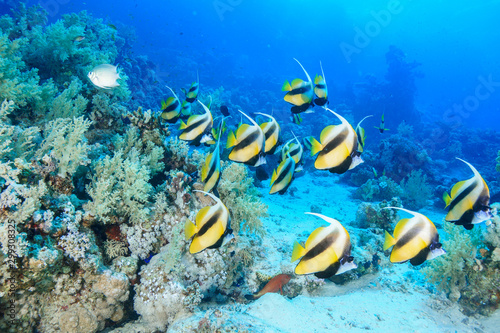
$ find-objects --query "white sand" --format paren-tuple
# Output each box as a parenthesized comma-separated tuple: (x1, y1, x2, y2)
(170, 171, 495, 332)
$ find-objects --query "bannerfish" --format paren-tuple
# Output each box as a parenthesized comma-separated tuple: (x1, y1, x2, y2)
(383, 207, 446, 266)
(226, 110, 266, 167)
(244, 274, 292, 300)
(313, 61, 328, 106)
(201, 120, 224, 194)
(374, 113, 389, 133)
(220, 105, 230, 117)
(302, 136, 315, 151)
(292, 212, 357, 278)
(280, 132, 303, 166)
(181, 100, 192, 117)
(270, 151, 296, 195)
(282, 58, 314, 124)
(355, 115, 373, 153)
(87, 64, 121, 89)
(185, 190, 233, 254)
(182, 72, 199, 103)
(179, 99, 213, 146)
(309, 108, 362, 174)
(443, 158, 491, 230)
(160, 86, 181, 123)
(255, 112, 281, 154)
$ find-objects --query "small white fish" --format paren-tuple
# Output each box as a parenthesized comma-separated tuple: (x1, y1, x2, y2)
(87, 64, 121, 89)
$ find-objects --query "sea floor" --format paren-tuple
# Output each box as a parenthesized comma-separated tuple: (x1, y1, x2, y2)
(170, 171, 498, 333)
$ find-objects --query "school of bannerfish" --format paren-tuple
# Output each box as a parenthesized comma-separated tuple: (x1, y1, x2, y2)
(89, 60, 495, 285)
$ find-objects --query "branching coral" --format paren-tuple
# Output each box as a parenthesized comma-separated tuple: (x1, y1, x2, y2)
(217, 161, 267, 237)
(421, 222, 500, 315)
(354, 175, 402, 202)
(84, 149, 152, 225)
(400, 169, 432, 210)
(36, 116, 92, 178)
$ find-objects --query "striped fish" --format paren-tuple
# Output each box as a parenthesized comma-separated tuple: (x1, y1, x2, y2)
(270, 151, 296, 195)
(179, 100, 213, 146)
(313, 61, 328, 106)
(255, 112, 281, 154)
(292, 212, 357, 278)
(201, 121, 224, 194)
(443, 158, 491, 230)
(226, 110, 266, 167)
(181, 100, 192, 117)
(183, 72, 199, 103)
(355, 115, 373, 153)
(309, 108, 362, 174)
(160, 86, 181, 123)
(185, 190, 233, 254)
(282, 58, 314, 123)
(280, 132, 303, 165)
(383, 207, 445, 266)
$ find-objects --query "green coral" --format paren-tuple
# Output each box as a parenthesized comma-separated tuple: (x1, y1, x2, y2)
(84, 148, 152, 225)
(422, 223, 500, 315)
(354, 175, 402, 202)
(400, 169, 432, 210)
(217, 161, 267, 237)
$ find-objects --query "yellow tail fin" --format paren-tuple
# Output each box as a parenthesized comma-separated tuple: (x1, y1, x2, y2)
(291, 241, 306, 262)
(179, 120, 188, 130)
(226, 130, 237, 148)
(383, 231, 396, 251)
(310, 137, 322, 156)
(282, 80, 292, 92)
(185, 219, 198, 240)
(443, 191, 451, 208)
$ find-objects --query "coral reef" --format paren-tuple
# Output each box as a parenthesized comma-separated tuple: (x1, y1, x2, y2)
(217, 161, 268, 237)
(400, 169, 432, 210)
(354, 176, 402, 202)
(424, 219, 500, 316)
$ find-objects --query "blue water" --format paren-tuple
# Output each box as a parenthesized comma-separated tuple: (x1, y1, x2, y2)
(2, 1, 500, 331)
(18, 0, 500, 131)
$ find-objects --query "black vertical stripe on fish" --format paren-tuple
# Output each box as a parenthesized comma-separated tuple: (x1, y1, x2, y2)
(302, 232, 338, 261)
(409, 247, 430, 266)
(291, 104, 311, 114)
(204, 157, 218, 183)
(274, 160, 294, 186)
(289, 85, 312, 95)
(447, 179, 478, 212)
(328, 156, 352, 174)
(320, 128, 349, 154)
(393, 222, 424, 249)
(264, 123, 277, 140)
(183, 116, 208, 134)
(197, 211, 221, 237)
(314, 262, 340, 279)
(231, 130, 260, 153)
(288, 145, 300, 157)
(454, 210, 475, 228)
(165, 99, 180, 111)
